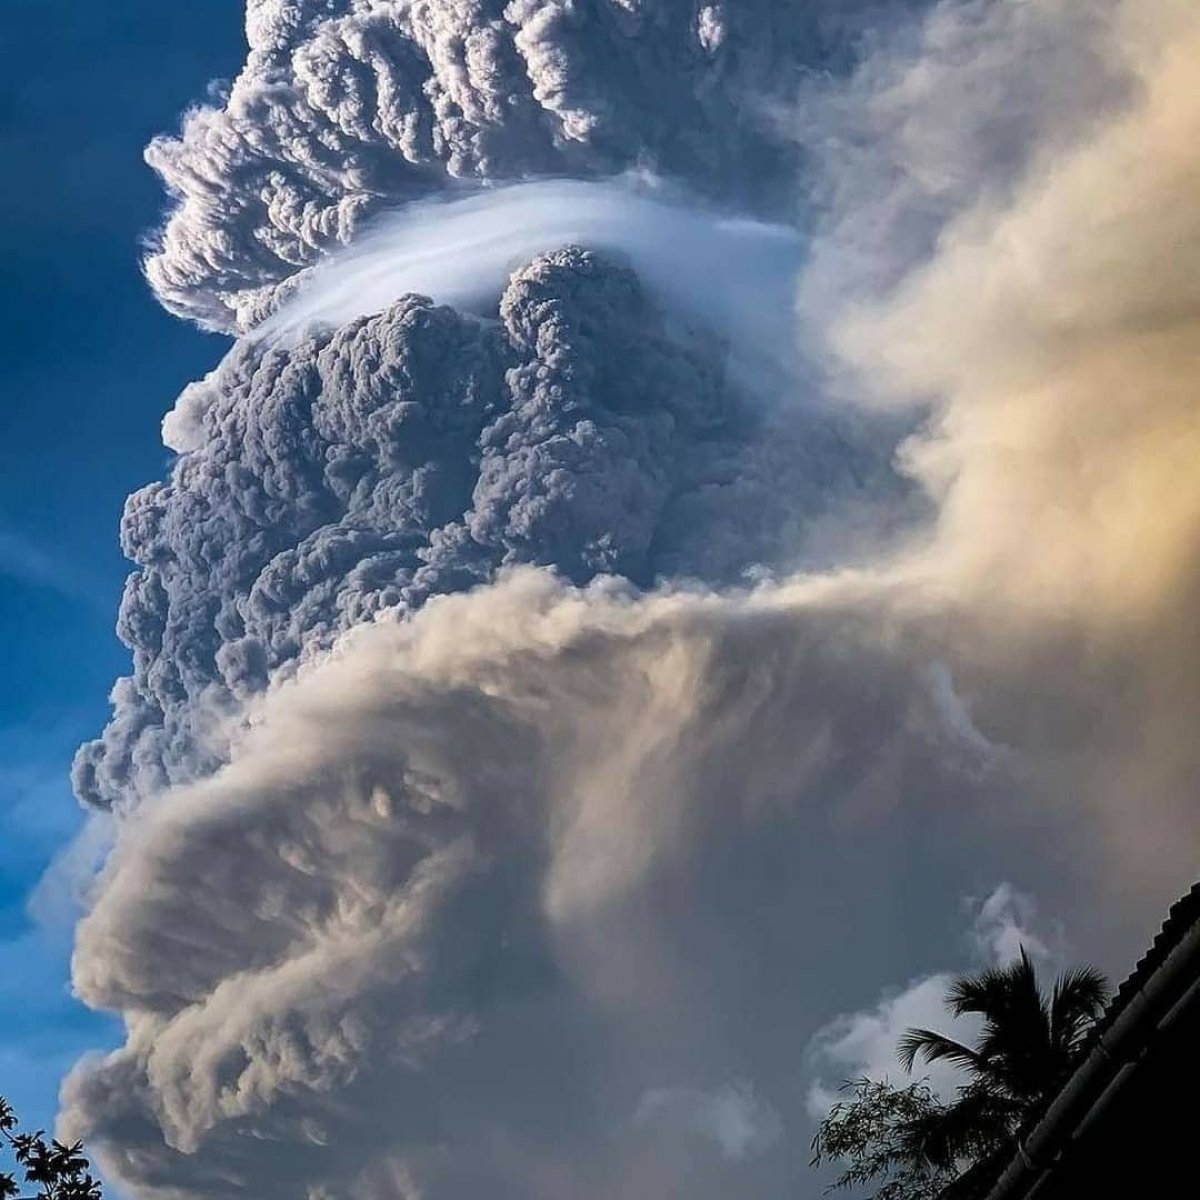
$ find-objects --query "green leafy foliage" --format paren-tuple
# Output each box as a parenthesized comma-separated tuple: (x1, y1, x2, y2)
(0, 1099, 102, 1200)
(810, 1079, 953, 1200)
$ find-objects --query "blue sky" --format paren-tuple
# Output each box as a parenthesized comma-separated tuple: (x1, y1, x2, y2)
(0, 0, 244, 1133)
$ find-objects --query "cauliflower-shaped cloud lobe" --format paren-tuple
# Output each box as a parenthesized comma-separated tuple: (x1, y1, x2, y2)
(145, 0, 905, 330)
(75, 247, 894, 810)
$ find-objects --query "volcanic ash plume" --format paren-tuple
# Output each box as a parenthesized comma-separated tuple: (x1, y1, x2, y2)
(63, 0, 1200, 1197)
(145, 0, 897, 331)
(74, 243, 897, 813)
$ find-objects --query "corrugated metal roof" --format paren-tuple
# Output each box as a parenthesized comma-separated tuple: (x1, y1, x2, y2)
(1098, 878, 1200, 1034)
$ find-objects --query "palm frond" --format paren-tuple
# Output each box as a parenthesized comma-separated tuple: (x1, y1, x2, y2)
(1049, 965, 1109, 1051)
(945, 964, 1013, 1018)
(897, 1029, 987, 1076)
(949, 950, 1045, 1021)
(923, 950, 1109, 1102)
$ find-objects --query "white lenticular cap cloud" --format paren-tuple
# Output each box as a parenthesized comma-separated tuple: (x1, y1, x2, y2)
(258, 178, 807, 378)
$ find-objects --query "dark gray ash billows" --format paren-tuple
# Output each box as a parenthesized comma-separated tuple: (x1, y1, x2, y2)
(75, 247, 895, 811)
(145, 0, 915, 330)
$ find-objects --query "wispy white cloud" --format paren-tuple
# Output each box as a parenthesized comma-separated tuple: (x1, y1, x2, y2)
(0, 525, 104, 607)
(259, 177, 807, 382)
(635, 1081, 782, 1160)
(967, 882, 1058, 965)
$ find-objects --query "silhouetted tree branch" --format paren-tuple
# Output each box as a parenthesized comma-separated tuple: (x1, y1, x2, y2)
(0, 1099, 102, 1200)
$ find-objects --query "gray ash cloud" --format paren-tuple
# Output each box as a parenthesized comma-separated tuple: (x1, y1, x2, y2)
(58, 0, 1200, 1197)
(75, 247, 898, 811)
(145, 0, 913, 331)
(63, 568, 1006, 1200)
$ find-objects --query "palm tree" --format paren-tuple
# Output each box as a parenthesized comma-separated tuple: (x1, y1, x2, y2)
(895, 948, 1109, 1172)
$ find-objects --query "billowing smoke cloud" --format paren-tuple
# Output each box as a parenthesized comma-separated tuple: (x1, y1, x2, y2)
(64, 568, 1014, 1200)
(792, 0, 1133, 308)
(75, 243, 897, 811)
(824, 0, 1200, 874)
(145, 0, 907, 331)
(62, 0, 1200, 1196)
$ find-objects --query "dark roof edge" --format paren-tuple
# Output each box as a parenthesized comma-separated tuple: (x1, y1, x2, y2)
(982, 881, 1200, 1200)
